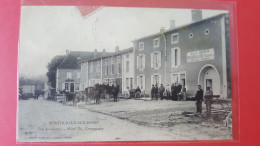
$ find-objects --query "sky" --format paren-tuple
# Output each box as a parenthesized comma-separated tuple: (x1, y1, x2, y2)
(19, 6, 228, 77)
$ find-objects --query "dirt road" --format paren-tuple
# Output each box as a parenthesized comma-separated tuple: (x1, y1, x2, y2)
(18, 97, 232, 142)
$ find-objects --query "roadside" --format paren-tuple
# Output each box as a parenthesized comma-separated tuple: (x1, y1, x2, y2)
(78, 98, 232, 140)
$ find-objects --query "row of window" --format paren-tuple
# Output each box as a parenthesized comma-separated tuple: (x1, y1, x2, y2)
(138, 29, 210, 51)
(137, 48, 181, 70)
(66, 72, 80, 79)
(136, 72, 186, 90)
(104, 63, 121, 76)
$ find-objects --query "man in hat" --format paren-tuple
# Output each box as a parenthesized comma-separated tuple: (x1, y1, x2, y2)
(195, 85, 204, 113)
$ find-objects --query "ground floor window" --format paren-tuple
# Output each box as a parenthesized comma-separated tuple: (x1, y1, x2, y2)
(126, 78, 129, 88)
(171, 73, 178, 84)
(151, 74, 161, 86)
(137, 75, 145, 90)
(65, 83, 69, 91)
(75, 83, 80, 91)
(171, 72, 186, 86)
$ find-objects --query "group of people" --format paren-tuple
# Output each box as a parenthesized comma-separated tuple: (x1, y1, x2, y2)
(149, 83, 213, 117)
(151, 83, 186, 101)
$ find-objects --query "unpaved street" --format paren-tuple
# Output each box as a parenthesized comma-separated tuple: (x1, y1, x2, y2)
(18, 97, 232, 142)
(18, 97, 180, 142)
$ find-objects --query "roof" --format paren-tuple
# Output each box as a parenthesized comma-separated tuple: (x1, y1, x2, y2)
(133, 13, 227, 41)
(83, 47, 133, 62)
(58, 51, 111, 69)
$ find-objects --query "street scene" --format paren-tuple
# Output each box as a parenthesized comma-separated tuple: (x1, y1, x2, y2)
(18, 6, 232, 142)
(18, 95, 231, 142)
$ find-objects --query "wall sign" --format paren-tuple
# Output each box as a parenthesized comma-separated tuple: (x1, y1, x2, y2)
(187, 48, 214, 62)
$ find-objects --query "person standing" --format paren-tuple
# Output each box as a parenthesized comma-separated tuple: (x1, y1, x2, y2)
(155, 84, 159, 100)
(113, 84, 118, 102)
(151, 85, 155, 100)
(177, 83, 182, 94)
(181, 85, 187, 101)
(166, 84, 171, 100)
(159, 84, 165, 100)
(172, 83, 178, 101)
(204, 87, 213, 117)
(195, 85, 204, 113)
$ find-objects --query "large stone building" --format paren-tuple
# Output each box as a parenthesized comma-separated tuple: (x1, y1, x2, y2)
(133, 10, 231, 98)
(79, 47, 134, 93)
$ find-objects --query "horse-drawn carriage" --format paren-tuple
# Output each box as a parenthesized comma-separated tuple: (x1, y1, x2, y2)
(63, 84, 120, 106)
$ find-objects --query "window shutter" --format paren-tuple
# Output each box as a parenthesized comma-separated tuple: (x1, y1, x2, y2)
(143, 75, 146, 92)
(62, 83, 65, 90)
(178, 48, 181, 66)
(158, 51, 161, 68)
(137, 55, 139, 69)
(151, 75, 153, 86)
(151, 53, 154, 68)
(158, 75, 162, 86)
(137, 76, 139, 87)
(171, 48, 174, 68)
(143, 55, 145, 69)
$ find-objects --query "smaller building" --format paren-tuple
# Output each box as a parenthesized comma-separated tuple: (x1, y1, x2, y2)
(56, 50, 106, 93)
(20, 84, 36, 98)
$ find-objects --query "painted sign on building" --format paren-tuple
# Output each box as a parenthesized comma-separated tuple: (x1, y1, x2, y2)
(187, 48, 214, 62)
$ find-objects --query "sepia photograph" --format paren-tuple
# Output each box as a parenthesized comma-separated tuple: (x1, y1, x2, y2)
(18, 6, 232, 142)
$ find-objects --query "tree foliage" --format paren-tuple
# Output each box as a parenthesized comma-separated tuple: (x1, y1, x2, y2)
(46, 55, 65, 88)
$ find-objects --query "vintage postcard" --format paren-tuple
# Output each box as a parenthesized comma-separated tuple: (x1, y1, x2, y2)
(18, 6, 232, 142)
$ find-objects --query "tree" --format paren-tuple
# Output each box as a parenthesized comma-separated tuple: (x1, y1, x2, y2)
(46, 55, 66, 88)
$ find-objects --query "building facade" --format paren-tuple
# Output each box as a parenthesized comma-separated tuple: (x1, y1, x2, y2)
(56, 51, 105, 93)
(121, 50, 135, 94)
(80, 47, 134, 93)
(134, 11, 230, 98)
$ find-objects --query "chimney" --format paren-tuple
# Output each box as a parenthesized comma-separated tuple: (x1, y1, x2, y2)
(115, 46, 119, 52)
(102, 48, 106, 57)
(94, 49, 97, 59)
(170, 20, 175, 29)
(160, 27, 166, 33)
(191, 9, 202, 22)
(66, 50, 70, 55)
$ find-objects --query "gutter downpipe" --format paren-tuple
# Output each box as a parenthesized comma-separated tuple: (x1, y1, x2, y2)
(161, 33, 167, 84)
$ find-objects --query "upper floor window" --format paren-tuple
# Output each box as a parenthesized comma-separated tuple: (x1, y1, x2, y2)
(151, 51, 161, 69)
(137, 54, 145, 70)
(111, 64, 114, 75)
(77, 72, 80, 79)
(116, 56, 120, 62)
(111, 58, 114, 64)
(139, 42, 144, 51)
(153, 38, 160, 48)
(67, 72, 72, 79)
(126, 61, 129, 73)
(189, 33, 193, 39)
(117, 63, 121, 74)
(90, 62, 93, 73)
(171, 33, 179, 44)
(171, 47, 181, 68)
(105, 59, 108, 66)
(96, 62, 100, 73)
(205, 29, 210, 35)
(105, 66, 108, 76)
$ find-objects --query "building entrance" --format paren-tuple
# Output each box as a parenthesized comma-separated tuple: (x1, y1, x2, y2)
(198, 65, 220, 96)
